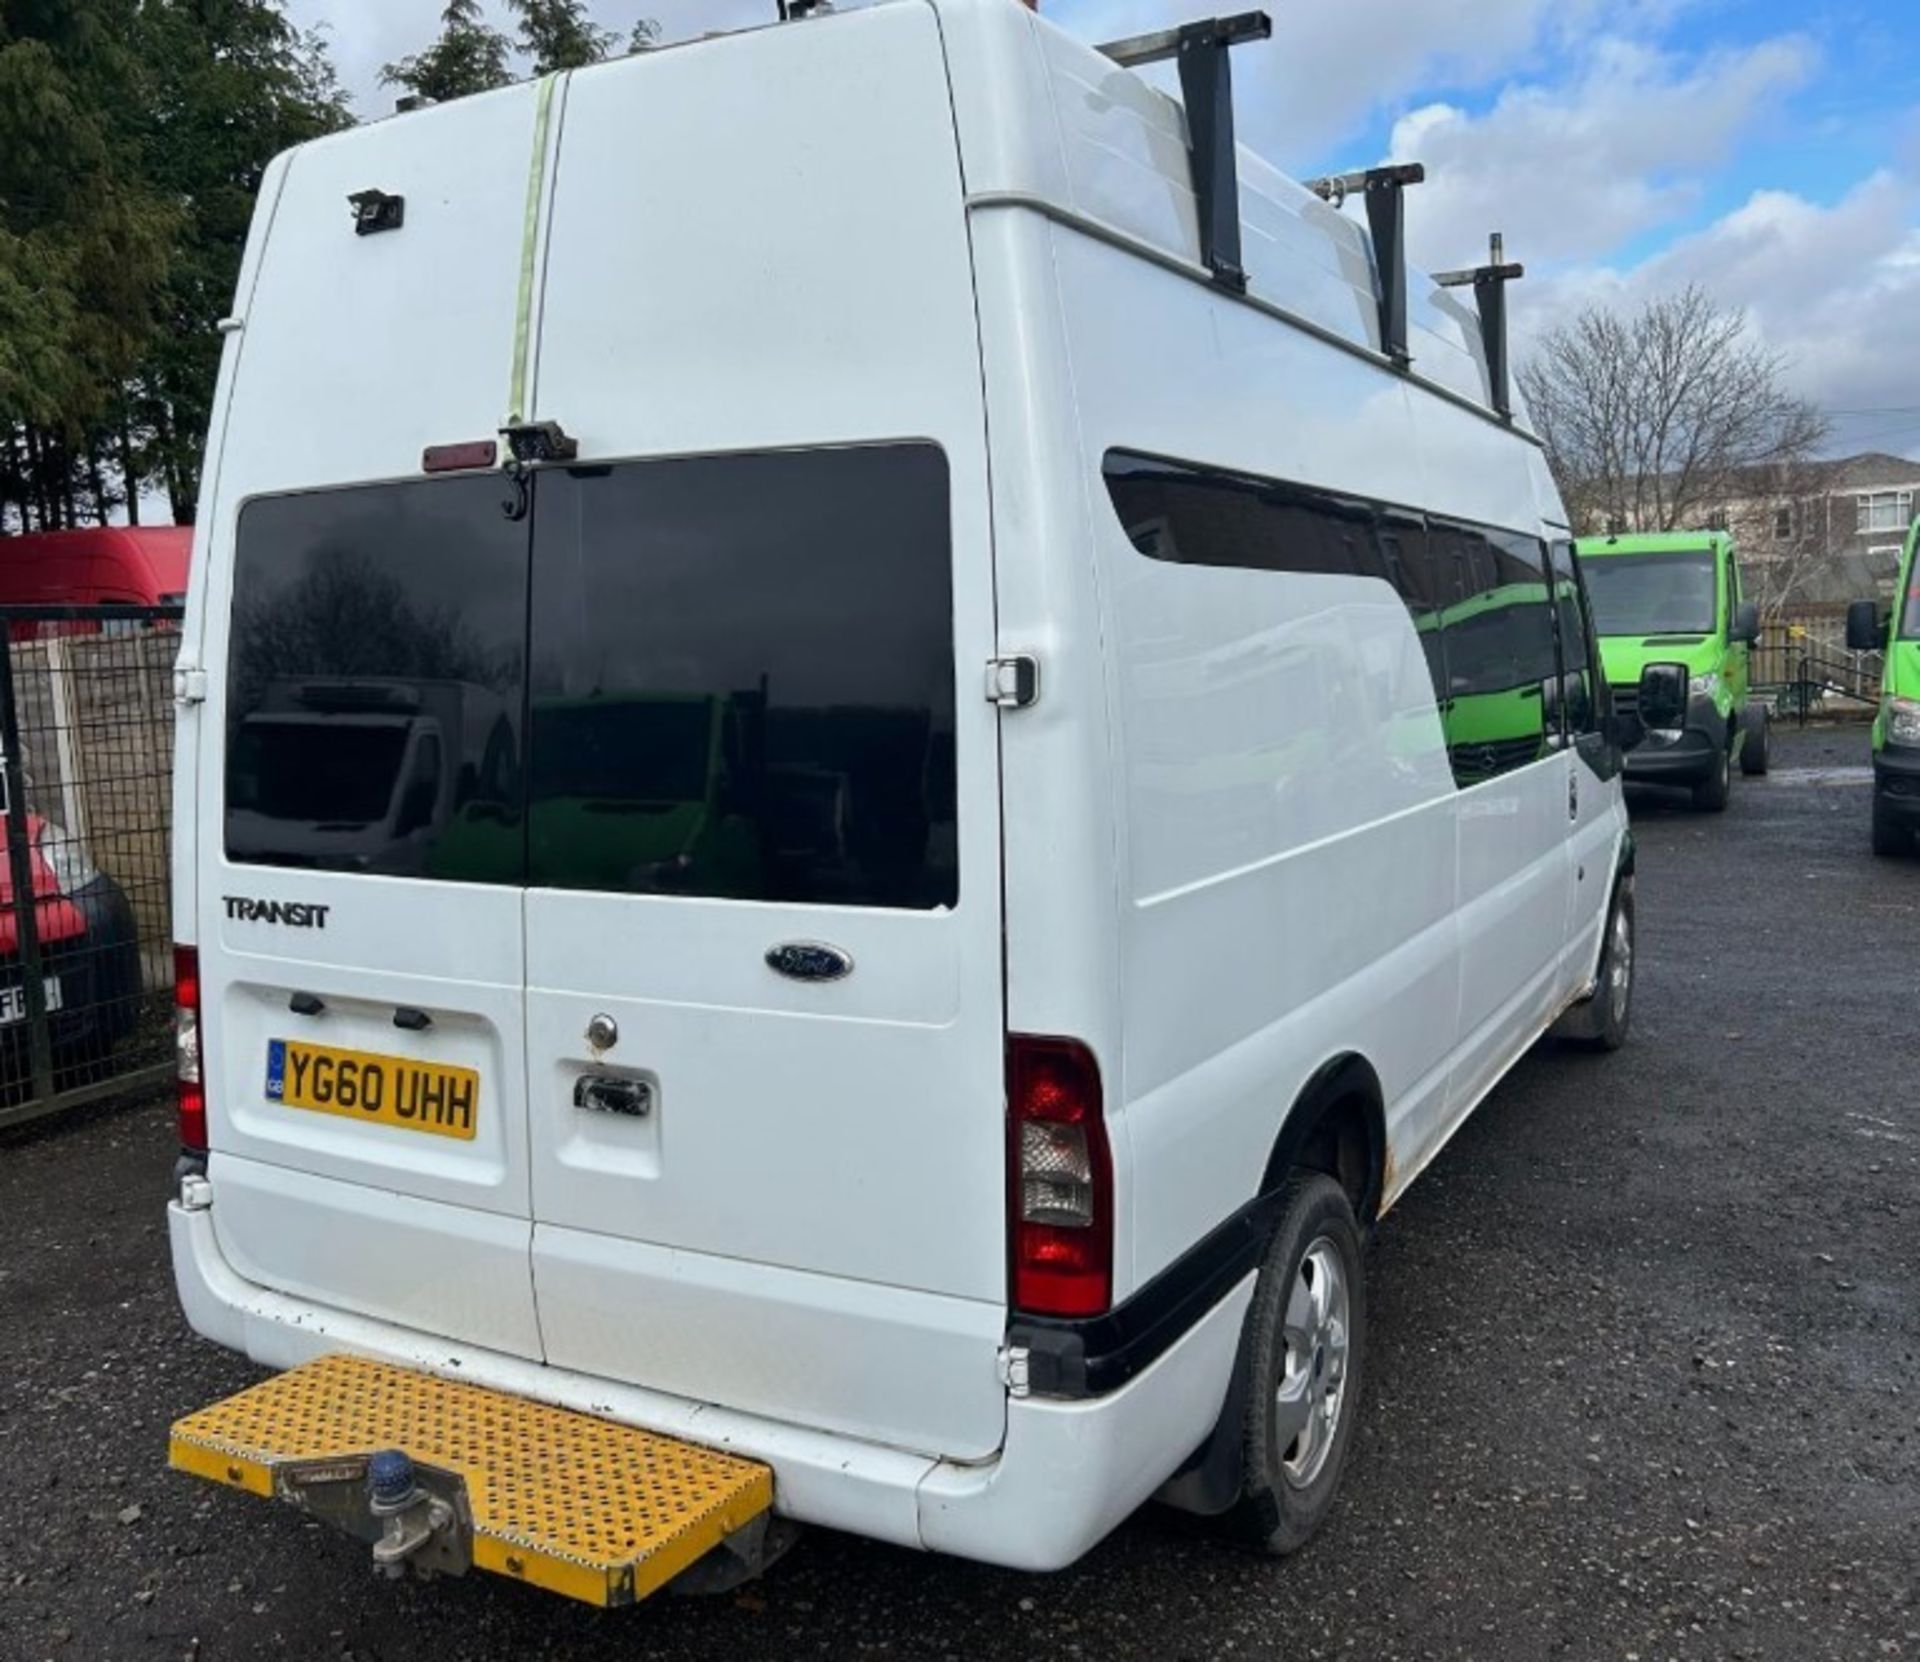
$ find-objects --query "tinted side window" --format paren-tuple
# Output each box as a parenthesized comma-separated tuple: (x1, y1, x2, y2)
(1433, 523, 1558, 785)
(528, 445, 956, 909)
(1547, 539, 1600, 735)
(1103, 453, 1390, 581)
(225, 476, 529, 881)
(1102, 450, 1575, 790)
(1376, 510, 1454, 707)
(1106, 451, 1457, 723)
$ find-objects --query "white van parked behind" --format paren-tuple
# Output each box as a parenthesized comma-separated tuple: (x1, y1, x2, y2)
(167, 0, 1643, 1601)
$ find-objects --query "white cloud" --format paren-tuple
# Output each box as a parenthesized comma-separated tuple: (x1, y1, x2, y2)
(1388, 33, 1816, 271)
(1516, 173, 1920, 455)
(1049, 0, 1569, 164)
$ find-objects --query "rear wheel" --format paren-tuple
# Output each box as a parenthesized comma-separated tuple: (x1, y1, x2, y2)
(1739, 706, 1770, 776)
(1229, 1174, 1366, 1556)
(1691, 741, 1731, 812)
(1872, 793, 1912, 858)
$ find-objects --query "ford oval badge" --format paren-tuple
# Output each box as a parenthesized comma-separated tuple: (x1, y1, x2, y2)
(765, 942, 854, 983)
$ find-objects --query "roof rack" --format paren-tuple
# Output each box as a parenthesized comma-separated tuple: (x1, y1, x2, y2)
(1097, 11, 1273, 293)
(1091, 20, 1520, 423)
(1304, 164, 1425, 370)
(1433, 233, 1526, 421)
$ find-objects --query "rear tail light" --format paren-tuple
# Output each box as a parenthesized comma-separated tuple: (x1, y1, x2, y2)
(174, 945, 206, 1153)
(1008, 1035, 1112, 1318)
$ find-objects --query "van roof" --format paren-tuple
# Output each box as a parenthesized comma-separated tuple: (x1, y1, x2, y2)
(352, 0, 1514, 431)
(1574, 531, 1735, 558)
(928, 0, 1503, 413)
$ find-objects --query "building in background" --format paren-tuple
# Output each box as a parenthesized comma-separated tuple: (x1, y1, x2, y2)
(1701, 452, 1920, 615)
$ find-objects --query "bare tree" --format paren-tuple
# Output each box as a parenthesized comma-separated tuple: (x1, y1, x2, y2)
(1714, 458, 1838, 619)
(1519, 285, 1828, 539)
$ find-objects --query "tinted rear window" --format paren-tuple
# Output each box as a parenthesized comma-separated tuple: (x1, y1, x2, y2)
(225, 475, 528, 878)
(529, 446, 956, 907)
(225, 446, 957, 909)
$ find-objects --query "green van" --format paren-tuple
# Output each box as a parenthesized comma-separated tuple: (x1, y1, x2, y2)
(1845, 518, 1920, 856)
(1573, 531, 1767, 811)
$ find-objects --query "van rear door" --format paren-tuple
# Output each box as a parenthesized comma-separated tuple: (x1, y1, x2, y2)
(204, 479, 538, 1358)
(520, 11, 1010, 1460)
(194, 86, 551, 1360)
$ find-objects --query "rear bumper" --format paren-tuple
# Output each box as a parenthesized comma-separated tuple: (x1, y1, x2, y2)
(169, 1199, 1251, 1571)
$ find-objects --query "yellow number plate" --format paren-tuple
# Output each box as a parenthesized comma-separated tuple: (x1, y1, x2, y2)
(266, 1039, 479, 1141)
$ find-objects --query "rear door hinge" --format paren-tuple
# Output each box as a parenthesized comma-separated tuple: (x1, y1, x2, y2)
(985, 654, 1040, 711)
(997, 1343, 1031, 1399)
(173, 666, 208, 707)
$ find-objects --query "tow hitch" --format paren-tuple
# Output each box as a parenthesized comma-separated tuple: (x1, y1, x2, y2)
(170, 1354, 776, 1606)
(277, 1449, 472, 1582)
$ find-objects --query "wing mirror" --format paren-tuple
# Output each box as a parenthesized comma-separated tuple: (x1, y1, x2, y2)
(1637, 661, 1688, 731)
(1733, 600, 1760, 645)
(1846, 598, 1887, 652)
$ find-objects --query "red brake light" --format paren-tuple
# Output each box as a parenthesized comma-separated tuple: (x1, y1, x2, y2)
(1008, 1035, 1112, 1319)
(174, 945, 206, 1153)
(422, 440, 499, 474)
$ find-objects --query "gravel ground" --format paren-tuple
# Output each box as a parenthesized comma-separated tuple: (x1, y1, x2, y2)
(1, 723, 1915, 1661)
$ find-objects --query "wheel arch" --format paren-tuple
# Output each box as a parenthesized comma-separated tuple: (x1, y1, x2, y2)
(1258, 1050, 1389, 1229)
(1156, 1050, 1388, 1519)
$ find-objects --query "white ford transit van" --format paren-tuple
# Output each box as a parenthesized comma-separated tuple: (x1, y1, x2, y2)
(167, 0, 1640, 1600)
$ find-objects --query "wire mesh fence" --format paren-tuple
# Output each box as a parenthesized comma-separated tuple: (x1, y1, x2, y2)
(0, 605, 180, 1132)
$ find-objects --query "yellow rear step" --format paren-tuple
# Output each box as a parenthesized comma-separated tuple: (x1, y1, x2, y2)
(169, 1353, 773, 1606)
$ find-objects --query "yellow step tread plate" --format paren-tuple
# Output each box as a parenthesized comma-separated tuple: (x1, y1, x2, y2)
(169, 1353, 773, 1606)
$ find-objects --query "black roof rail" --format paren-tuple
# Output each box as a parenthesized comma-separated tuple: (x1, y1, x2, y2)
(1434, 232, 1526, 421)
(1304, 164, 1425, 370)
(1097, 12, 1273, 294)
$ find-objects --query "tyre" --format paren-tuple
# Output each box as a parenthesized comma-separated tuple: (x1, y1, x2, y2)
(1228, 1173, 1367, 1556)
(1554, 878, 1635, 1052)
(1739, 706, 1770, 776)
(1872, 793, 1912, 858)
(1691, 740, 1731, 811)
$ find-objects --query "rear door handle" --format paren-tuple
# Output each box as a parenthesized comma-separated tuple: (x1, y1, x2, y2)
(573, 1075, 652, 1119)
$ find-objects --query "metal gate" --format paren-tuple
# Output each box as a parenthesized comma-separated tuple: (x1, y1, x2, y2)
(0, 605, 181, 1132)
(1753, 618, 1884, 722)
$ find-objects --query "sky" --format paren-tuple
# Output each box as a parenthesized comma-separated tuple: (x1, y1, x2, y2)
(287, 0, 1920, 459)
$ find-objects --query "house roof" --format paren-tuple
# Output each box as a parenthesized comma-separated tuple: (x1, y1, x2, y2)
(1717, 451, 1920, 498)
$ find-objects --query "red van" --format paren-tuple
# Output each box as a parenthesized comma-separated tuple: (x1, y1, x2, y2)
(0, 527, 191, 640)
(0, 528, 179, 1068)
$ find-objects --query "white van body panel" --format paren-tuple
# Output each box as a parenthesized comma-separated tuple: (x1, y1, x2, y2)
(174, 0, 1630, 1568)
(1033, 226, 1463, 1283)
(520, 6, 1008, 1459)
(171, 148, 294, 939)
(186, 81, 559, 1356)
